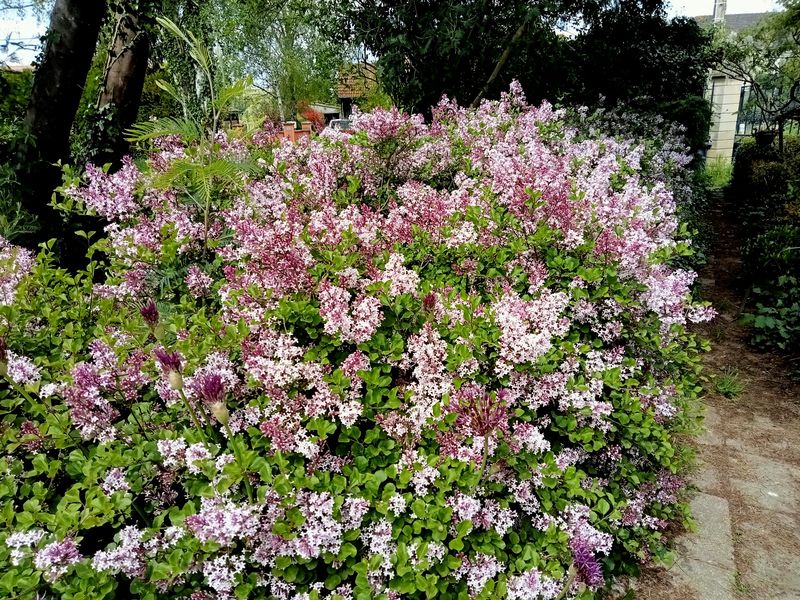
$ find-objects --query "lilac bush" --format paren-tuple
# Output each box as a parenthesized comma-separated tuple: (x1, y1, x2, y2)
(0, 83, 711, 599)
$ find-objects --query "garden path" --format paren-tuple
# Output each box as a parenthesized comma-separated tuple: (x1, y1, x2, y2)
(630, 190, 800, 600)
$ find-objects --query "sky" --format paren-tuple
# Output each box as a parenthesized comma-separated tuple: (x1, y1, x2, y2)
(668, 0, 783, 16)
(0, 0, 787, 65)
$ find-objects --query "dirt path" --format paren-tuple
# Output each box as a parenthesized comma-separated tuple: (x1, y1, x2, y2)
(629, 190, 800, 600)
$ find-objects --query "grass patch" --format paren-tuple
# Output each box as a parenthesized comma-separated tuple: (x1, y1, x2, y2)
(705, 157, 733, 189)
(715, 367, 745, 398)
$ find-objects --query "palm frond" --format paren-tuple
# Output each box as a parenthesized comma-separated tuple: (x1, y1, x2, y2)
(214, 78, 252, 113)
(125, 117, 203, 143)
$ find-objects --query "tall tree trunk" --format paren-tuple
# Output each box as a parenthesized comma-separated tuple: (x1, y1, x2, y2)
(96, 9, 150, 166)
(24, 0, 106, 246)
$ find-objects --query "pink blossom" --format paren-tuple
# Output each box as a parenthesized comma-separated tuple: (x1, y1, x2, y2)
(185, 498, 259, 546)
(454, 553, 505, 596)
(92, 526, 145, 578)
(6, 351, 41, 384)
(6, 529, 45, 565)
(203, 555, 244, 598)
(186, 265, 213, 297)
(380, 253, 420, 297)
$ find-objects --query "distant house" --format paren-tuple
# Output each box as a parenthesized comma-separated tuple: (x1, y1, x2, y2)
(337, 62, 378, 118)
(0, 63, 33, 73)
(309, 103, 341, 124)
(695, 6, 776, 161)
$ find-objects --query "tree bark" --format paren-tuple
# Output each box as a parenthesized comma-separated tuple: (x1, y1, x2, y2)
(24, 0, 107, 246)
(26, 0, 106, 166)
(96, 9, 151, 166)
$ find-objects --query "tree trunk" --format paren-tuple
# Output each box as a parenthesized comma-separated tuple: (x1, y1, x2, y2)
(24, 0, 107, 246)
(96, 10, 150, 166)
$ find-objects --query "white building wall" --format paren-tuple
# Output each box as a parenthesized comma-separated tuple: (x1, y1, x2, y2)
(706, 73, 745, 162)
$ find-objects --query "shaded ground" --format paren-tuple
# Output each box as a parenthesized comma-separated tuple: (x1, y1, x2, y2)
(625, 190, 800, 599)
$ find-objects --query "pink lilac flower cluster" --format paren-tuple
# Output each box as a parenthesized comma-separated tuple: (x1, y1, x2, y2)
(101, 467, 130, 495)
(64, 338, 148, 440)
(92, 526, 146, 578)
(4, 350, 41, 384)
(6, 528, 46, 565)
(7, 83, 715, 598)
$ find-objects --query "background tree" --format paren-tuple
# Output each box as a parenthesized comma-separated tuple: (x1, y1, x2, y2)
(715, 0, 800, 152)
(220, 0, 347, 121)
(93, 1, 153, 165)
(331, 0, 594, 115)
(566, 0, 715, 151)
(331, 0, 713, 144)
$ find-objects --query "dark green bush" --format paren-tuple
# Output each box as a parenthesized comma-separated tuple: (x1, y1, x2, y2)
(732, 136, 800, 355)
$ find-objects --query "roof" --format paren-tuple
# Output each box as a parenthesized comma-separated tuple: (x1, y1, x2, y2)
(0, 63, 33, 72)
(694, 12, 775, 32)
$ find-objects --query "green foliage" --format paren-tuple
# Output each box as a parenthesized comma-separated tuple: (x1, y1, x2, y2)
(126, 16, 252, 143)
(138, 68, 183, 122)
(0, 70, 39, 242)
(0, 69, 33, 118)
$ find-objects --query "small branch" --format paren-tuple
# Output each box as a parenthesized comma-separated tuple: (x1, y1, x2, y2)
(469, 9, 534, 109)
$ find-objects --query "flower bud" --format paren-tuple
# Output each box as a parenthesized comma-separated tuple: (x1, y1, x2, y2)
(140, 301, 159, 329)
(168, 370, 184, 391)
(210, 401, 229, 426)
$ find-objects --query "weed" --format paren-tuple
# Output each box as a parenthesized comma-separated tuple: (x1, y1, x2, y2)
(733, 571, 753, 596)
(705, 157, 733, 189)
(715, 367, 745, 398)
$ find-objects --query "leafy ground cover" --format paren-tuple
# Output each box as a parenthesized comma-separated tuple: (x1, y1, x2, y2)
(0, 85, 712, 599)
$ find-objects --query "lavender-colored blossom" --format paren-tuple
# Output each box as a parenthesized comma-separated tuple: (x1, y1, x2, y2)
(92, 526, 145, 578)
(157, 437, 187, 468)
(185, 498, 259, 546)
(185, 442, 213, 474)
(33, 539, 82, 582)
(454, 553, 505, 596)
(203, 555, 244, 597)
(569, 536, 605, 588)
(341, 497, 371, 530)
(0, 236, 34, 305)
(101, 468, 130, 495)
(186, 265, 213, 297)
